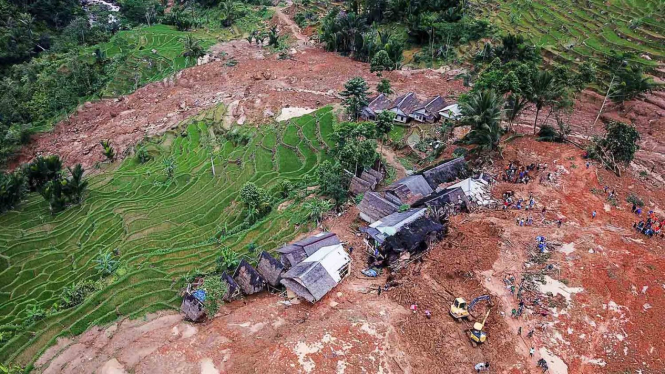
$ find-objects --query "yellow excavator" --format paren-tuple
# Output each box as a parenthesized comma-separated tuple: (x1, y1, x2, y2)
(467, 308, 491, 346)
(449, 298, 470, 320)
(449, 295, 491, 321)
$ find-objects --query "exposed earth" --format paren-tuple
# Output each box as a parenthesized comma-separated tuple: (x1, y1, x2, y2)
(12, 5, 665, 374)
(33, 137, 665, 373)
(9, 7, 665, 177)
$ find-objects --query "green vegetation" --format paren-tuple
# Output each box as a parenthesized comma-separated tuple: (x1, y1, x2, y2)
(588, 121, 641, 175)
(479, 0, 665, 75)
(0, 106, 336, 366)
(0, 0, 273, 166)
(340, 77, 370, 121)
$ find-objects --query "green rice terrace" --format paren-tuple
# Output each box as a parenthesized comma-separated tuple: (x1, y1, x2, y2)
(479, 0, 665, 73)
(98, 24, 219, 97)
(0, 105, 336, 367)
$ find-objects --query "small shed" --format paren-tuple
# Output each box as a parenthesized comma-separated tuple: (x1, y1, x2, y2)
(357, 191, 400, 223)
(280, 243, 351, 303)
(277, 232, 341, 269)
(256, 251, 285, 287)
(233, 259, 266, 295)
(181, 289, 206, 322)
(422, 157, 467, 189)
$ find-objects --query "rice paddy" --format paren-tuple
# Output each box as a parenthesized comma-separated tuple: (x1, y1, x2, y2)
(0, 105, 335, 367)
(478, 0, 665, 73)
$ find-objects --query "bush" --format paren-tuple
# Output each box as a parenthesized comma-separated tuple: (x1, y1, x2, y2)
(626, 193, 644, 207)
(59, 280, 103, 309)
(136, 145, 151, 163)
(201, 276, 228, 317)
(452, 147, 467, 158)
(0, 171, 26, 213)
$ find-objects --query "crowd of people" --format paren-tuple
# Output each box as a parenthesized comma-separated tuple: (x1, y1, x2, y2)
(502, 162, 548, 184)
(632, 207, 664, 238)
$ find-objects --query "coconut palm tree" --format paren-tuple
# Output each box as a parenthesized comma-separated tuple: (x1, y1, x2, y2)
(530, 70, 555, 134)
(460, 89, 505, 154)
(65, 164, 88, 204)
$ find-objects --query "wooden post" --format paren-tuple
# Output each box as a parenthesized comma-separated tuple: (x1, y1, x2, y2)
(592, 74, 616, 131)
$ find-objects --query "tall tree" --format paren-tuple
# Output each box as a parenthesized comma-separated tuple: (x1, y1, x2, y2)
(529, 70, 556, 134)
(376, 78, 393, 95)
(340, 77, 370, 121)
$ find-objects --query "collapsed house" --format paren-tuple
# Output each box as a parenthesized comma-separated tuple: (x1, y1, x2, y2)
(381, 217, 445, 268)
(412, 186, 469, 219)
(422, 157, 468, 190)
(277, 232, 341, 269)
(360, 93, 447, 124)
(361, 208, 427, 246)
(349, 168, 384, 195)
(447, 177, 493, 207)
(233, 259, 266, 295)
(280, 233, 351, 303)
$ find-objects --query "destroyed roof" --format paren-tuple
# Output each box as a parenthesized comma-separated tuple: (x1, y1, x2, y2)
(388, 175, 434, 200)
(233, 259, 265, 295)
(382, 217, 445, 253)
(256, 251, 285, 287)
(412, 186, 467, 208)
(181, 293, 206, 322)
(277, 232, 341, 268)
(421, 157, 467, 189)
(357, 191, 400, 223)
(363, 208, 427, 244)
(447, 178, 492, 206)
(349, 175, 373, 195)
(281, 243, 350, 303)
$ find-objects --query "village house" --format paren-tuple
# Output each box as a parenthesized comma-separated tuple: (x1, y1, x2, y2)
(361, 92, 447, 124)
(279, 233, 351, 303)
(276, 232, 341, 269)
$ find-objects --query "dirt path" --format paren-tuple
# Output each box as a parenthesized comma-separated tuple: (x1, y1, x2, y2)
(274, 5, 310, 46)
(379, 146, 408, 180)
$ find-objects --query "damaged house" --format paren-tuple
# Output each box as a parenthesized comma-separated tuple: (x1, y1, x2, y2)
(384, 175, 434, 205)
(422, 157, 468, 189)
(447, 177, 493, 207)
(256, 251, 285, 288)
(381, 217, 446, 267)
(361, 208, 427, 246)
(361, 93, 447, 124)
(233, 259, 266, 295)
(349, 168, 384, 195)
(277, 232, 341, 269)
(279, 233, 351, 303)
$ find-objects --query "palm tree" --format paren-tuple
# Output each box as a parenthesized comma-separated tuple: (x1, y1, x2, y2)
(66, 164, 88, 204)
(219, 0, 236, 27)
(460, 89, 505, 154)
(100, 140, 115, 161)
(182, 35, 204, 58)
(530, 70, 555, 134)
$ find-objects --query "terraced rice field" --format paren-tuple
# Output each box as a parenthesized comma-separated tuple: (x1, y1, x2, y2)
(478, 0, 665, 74)
(0, 106, 336, 367)
(96, 24, 220, 97)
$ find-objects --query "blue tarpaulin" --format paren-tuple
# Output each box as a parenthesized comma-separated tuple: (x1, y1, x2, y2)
(192, 289, 206, 302)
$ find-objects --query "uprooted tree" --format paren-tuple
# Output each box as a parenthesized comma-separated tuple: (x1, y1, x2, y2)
(589, 121, 640, 176)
